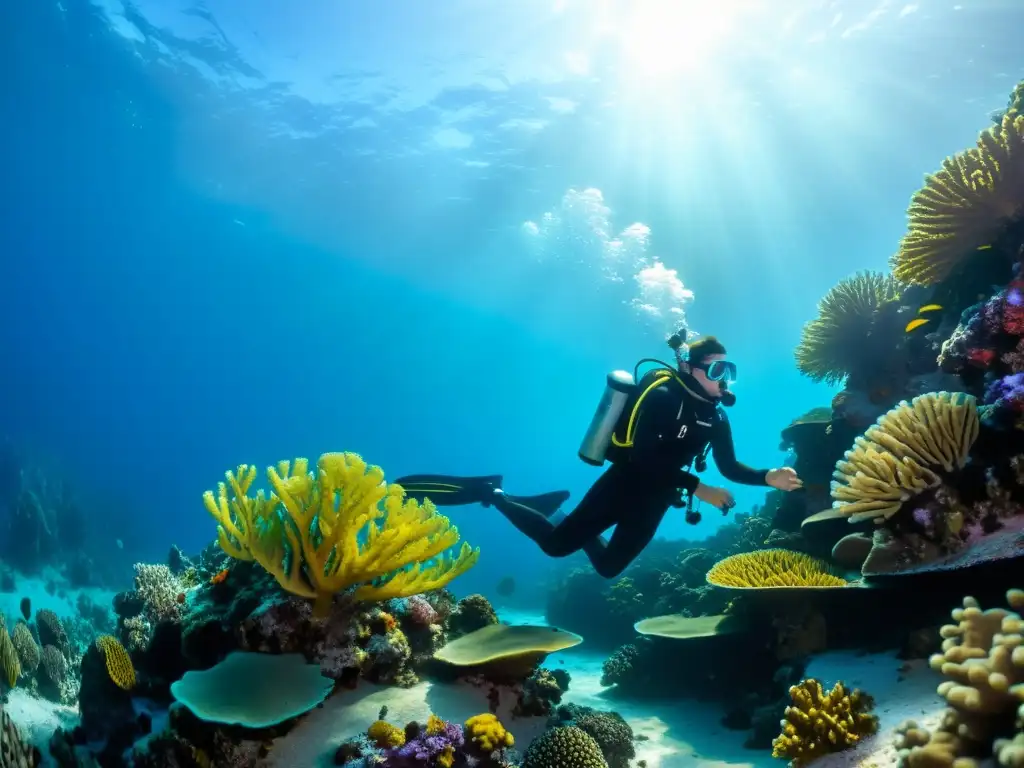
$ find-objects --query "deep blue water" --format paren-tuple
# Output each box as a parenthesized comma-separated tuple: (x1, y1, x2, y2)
(1, 0, 1021, 599)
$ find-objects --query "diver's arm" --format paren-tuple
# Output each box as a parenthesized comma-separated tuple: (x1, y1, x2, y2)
(710, 411, 771, 486)
(629, 387, 701, 494)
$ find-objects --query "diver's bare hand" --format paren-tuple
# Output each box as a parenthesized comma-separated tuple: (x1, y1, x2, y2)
(766, 467, 802, 491)
(694, 482, 735, 512)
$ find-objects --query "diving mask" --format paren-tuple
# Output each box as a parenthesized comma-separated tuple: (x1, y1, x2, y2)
(693, 359, 737, 383)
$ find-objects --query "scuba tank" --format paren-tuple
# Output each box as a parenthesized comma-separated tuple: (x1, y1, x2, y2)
(577, 327, 704, 468)
(578, 370, 635, 466)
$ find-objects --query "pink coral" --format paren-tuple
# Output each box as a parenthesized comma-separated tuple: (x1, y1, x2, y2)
(405, 595, 440, 626)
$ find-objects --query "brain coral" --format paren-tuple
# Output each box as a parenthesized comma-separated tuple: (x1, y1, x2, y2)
(522, 726, 609, 768)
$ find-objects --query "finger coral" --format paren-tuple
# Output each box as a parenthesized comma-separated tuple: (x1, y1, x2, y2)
(829, 391, 979, 524)
(896, 589, 1024, 767)
(795, 271, 903, 385)
(772, 678, 879, 766)
(203, 452, 479, 617)
(891, 113, 1024, 286)
(705, 549, 849, 590)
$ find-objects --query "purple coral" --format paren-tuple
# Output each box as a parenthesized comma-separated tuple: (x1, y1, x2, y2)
(984, 373, 1024, 426)
(381, 718, 464, 766)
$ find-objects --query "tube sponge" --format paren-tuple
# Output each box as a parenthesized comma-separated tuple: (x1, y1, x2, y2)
(169, 651, 333, 728)
(203, 452, 479, 616)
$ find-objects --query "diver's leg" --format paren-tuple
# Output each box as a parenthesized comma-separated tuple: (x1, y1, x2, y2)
(490, 468, 622, 558)
(588, 501, 670, 578)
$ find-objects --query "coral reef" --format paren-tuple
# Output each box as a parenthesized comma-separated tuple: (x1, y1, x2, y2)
(1, 701, 42, 768)
(771, 678, 879, 766)
(203, 452, 479, 616)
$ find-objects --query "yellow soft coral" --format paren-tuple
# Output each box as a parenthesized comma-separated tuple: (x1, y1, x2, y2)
(96, 635, 135, 690)
(891, 113, 1024, 286)
(465, 713, 514, 752)
(705, 550, 848, 590)
(367, 719, 406, 749)
(203, 452, 479, 617)
(795, 271, 903, 385)
(772, 678, 878, 766)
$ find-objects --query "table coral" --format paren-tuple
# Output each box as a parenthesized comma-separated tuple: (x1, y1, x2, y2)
(771, 678, 879, 766)
(705, 549, 848, 589)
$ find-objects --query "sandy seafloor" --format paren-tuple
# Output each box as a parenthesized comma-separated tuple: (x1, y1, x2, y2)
(2, 586, 950, 768)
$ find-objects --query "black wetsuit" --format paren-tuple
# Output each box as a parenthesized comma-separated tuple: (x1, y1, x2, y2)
(492, 373, 771, 578)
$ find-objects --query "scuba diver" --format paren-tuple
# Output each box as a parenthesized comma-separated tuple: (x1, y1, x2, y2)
(395, 332, 803, 579)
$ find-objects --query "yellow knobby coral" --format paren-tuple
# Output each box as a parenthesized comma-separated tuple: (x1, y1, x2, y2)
(897, 589, 1024, 767)
(96, 635, 136, 690)
(795, 271, 903, 385)
(203, 452, 479, 616)
(706, 549, 848, 590)
(465, 712, 514, 752)
(772, 678, 878, 766)
(830, 391, 979, 524)
(891, 113, 1024, 286)
(437, 745, 456, 768)
(367, 719, 406, 749)
(0, 625, 20, 688)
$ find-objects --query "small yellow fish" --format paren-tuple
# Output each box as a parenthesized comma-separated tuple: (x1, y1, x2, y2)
(905, 317, 930, 333)
(978, 244, 993, 250)
(918, 304, 943, 313)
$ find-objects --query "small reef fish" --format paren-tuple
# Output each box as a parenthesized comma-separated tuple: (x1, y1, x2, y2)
(905, 303, 944, 333)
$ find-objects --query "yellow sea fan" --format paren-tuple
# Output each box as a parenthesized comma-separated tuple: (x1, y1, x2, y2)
(830, 391, 979, 524)
(0, 625, 20, 688)
(705, 549, 848, 590)
(96, 635, 136, 690)
(891, 113, 1024, 286)
(203, 452, 480, 616)
(795, 271, 902, 385)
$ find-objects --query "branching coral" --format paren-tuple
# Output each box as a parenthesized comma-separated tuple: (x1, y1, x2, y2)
(892, 113, 1024, 286)
(771, 678, 878, 766)
(829, 391, 979, 523)
(896, 589, 1024, 767)
(203, 452, 479, 617)
(795, 271, 903, 385)
(705, 549, 848, 590)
